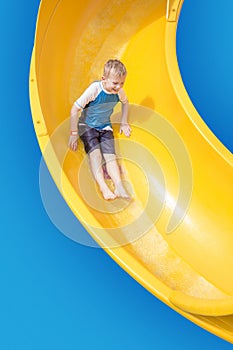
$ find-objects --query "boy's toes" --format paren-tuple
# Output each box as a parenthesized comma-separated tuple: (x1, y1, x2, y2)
(114, 183, 131, 200)
(101, 188, 116, 200)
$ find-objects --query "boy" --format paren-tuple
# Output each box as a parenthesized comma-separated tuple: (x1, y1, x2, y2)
(68, 59, 131, 200)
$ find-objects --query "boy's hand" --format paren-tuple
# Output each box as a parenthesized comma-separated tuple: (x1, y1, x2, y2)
(68, 135, 78, 151)
(120, 123, 131, 137)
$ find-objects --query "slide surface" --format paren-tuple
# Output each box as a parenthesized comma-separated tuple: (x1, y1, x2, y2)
(29, 0, 233, 343)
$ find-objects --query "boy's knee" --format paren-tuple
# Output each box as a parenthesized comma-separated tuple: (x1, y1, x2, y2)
(89, 148, 102, 161)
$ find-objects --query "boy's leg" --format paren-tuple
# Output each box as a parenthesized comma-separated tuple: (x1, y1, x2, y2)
(103, 153, 130, 199)
(89, 148, 116, 200)
(79, 125, 116, 200)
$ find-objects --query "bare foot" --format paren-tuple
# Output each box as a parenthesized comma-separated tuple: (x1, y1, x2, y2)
(114, 182, 131, 200)
(100, 185, 116, 200)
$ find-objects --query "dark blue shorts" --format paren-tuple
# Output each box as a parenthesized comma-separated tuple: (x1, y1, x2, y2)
(78, 123, 115, 155)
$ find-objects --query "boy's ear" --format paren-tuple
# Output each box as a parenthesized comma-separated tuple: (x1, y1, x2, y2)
(102, 75, 106, 80)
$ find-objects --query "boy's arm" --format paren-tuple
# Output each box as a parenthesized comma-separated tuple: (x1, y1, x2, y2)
(68, 82, 99, 151)
(68, 103, 81, 151)
(120, 100, 131, 137)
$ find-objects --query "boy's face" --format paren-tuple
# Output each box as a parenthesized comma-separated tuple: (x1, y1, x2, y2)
(102, 73, 126, 94)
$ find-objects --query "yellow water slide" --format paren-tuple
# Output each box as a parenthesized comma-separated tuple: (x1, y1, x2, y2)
(29, 0, 233, 342)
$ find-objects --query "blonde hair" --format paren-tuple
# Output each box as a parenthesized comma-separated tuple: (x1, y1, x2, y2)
(103, 59, 127, 78)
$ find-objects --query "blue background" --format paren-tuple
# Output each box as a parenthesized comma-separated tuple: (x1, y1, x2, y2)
(1, 1, 232, 349)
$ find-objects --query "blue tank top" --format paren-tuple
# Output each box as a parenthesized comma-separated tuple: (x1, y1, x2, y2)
(79, 85, 120, 129)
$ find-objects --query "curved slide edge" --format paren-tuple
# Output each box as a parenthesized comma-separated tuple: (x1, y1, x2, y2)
(170, 291, 233, 317)
(165, 2, 233, 167)
(166, 0, 233, 320)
